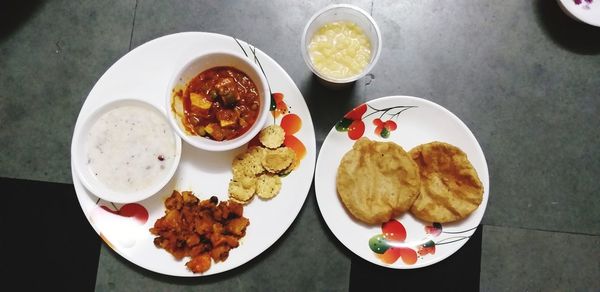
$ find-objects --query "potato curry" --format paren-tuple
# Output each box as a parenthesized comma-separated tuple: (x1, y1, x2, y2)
(150, 190, 250, 273)
(180, 66, 261, 141)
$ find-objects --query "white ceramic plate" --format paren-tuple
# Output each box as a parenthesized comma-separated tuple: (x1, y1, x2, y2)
(315, 96, 489, 269)
(558, 0, 600, 27)
(71, 32, 316, 277)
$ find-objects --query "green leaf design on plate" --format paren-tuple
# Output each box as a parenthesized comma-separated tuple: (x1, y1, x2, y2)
(335, 118, 353, 132)
(369, 234, 390, 254)
(270, 94, 276, 111)
(423, 240, 435, 248)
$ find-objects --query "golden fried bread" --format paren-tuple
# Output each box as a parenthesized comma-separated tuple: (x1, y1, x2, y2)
(409, 142, 483, 223)
(336, 138, 421, 225)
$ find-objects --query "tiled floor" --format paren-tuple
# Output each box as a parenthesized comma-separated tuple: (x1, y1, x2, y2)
(481, 225, 600, 291)
(1, 0, 599, 290)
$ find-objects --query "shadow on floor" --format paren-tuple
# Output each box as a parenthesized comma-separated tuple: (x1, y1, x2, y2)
(535, 0, 600, 55)
(0, 0, 45, 43)
(301, 74, 360, 141)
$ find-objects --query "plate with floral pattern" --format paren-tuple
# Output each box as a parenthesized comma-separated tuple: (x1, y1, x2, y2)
(71, 32, 316, 277)
(314, 96, 489, 268)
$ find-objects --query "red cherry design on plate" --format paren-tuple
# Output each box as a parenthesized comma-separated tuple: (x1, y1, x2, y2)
(348, 120, 365, 140)
(372, 220, 417, 265)
(383, 120, 397, 131)
(344, 104, 367, 121)
(271, 92, 288, 119)
(373, 118, 383, 127)
(425, 223, 443, 237)
(280, 113, 302, 135)
(377, 247, 417, 265)
(373, 119, 397, 139)
(382, 220, 406, 242)
(398, 248, 417, 265)
(377, 247, 401, 264)
(100, 203, 149, 224)
(418, 241, 436, 256)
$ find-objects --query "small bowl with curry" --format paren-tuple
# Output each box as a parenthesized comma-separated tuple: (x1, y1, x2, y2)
(166, 51, 270, 151)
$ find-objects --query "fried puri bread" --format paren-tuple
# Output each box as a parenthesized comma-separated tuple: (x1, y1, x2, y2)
(336, 138, 421, 225)
(409, 142, 484, 223)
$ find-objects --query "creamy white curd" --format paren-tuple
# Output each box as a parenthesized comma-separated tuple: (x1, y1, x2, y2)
(308, 21, 372, 80)
(85, 105, 177, 194)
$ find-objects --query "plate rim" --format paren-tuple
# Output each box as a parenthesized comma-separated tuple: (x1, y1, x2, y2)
(315, 94, 490, 269)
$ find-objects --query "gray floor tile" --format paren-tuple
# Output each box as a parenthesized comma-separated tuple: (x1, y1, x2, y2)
(368, 0, 600, 235)
(0, 0, 135, 183)
(131, 0, 372, 85)
(481, 225, 600, 291)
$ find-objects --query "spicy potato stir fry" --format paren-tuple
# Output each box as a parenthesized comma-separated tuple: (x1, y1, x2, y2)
(150, 190, 250, 273)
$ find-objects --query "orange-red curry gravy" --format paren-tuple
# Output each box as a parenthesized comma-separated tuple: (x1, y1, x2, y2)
(179, 66, 261, 141)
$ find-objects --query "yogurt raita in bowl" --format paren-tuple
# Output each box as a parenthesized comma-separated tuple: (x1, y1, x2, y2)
(72, 99, 182, 204)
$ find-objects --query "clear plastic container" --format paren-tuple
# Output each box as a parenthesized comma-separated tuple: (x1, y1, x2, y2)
(301, 4, 382, 86)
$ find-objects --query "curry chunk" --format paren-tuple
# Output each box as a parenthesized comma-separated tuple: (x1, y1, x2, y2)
(190, 92, 212, 110)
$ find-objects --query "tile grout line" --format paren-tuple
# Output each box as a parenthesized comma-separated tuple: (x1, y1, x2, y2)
(128, 0, 139, 51)
(482, 223, 600, 237)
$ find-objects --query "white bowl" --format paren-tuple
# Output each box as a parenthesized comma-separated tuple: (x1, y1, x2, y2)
(72, 99, 182, 204)
(557, 0, 600, 27)
(301, 4, 382, 84)
(166, 51, 270, 151)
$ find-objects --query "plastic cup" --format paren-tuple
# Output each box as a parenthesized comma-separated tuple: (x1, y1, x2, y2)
(301, 4, 382, 87)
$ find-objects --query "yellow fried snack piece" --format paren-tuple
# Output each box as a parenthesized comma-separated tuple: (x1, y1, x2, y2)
(262, 147, 295, 173)
(256, 173, 282, 199)
(278, 158, 298, 176)
(228, 175, 257, 204)
(408, 142, 484, 223)
(232, 146, 265, 177)
(259, 125, 285, 149)
(336, 137, 421, 225)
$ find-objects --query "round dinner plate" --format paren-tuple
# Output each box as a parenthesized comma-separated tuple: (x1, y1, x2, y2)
(71, 32, 316, 277)
(315, 96, 489, 269)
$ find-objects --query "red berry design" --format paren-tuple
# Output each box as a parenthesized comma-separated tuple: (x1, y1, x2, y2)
(384, 120, 397, 131)
(382, 220, 407, 242)
(373, 118, 383, 127)
(271, 93, 288, 118)
(398, 248, 417, 265)
(374, 127, 382, 136)
(280, 113, 302, 135)
(376, 247, 418, 265)
(374, 119, 396, 139)
(100, 203, 149, 224)
(425, 223, 443, 237)
(348, 120, 365, 140)
(371, 219, 418, 265)
(339, 103, 415, 141)
(377, 247, 401, 264)
(418, 241, 436, 256)
(344, 104, 367, 121)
